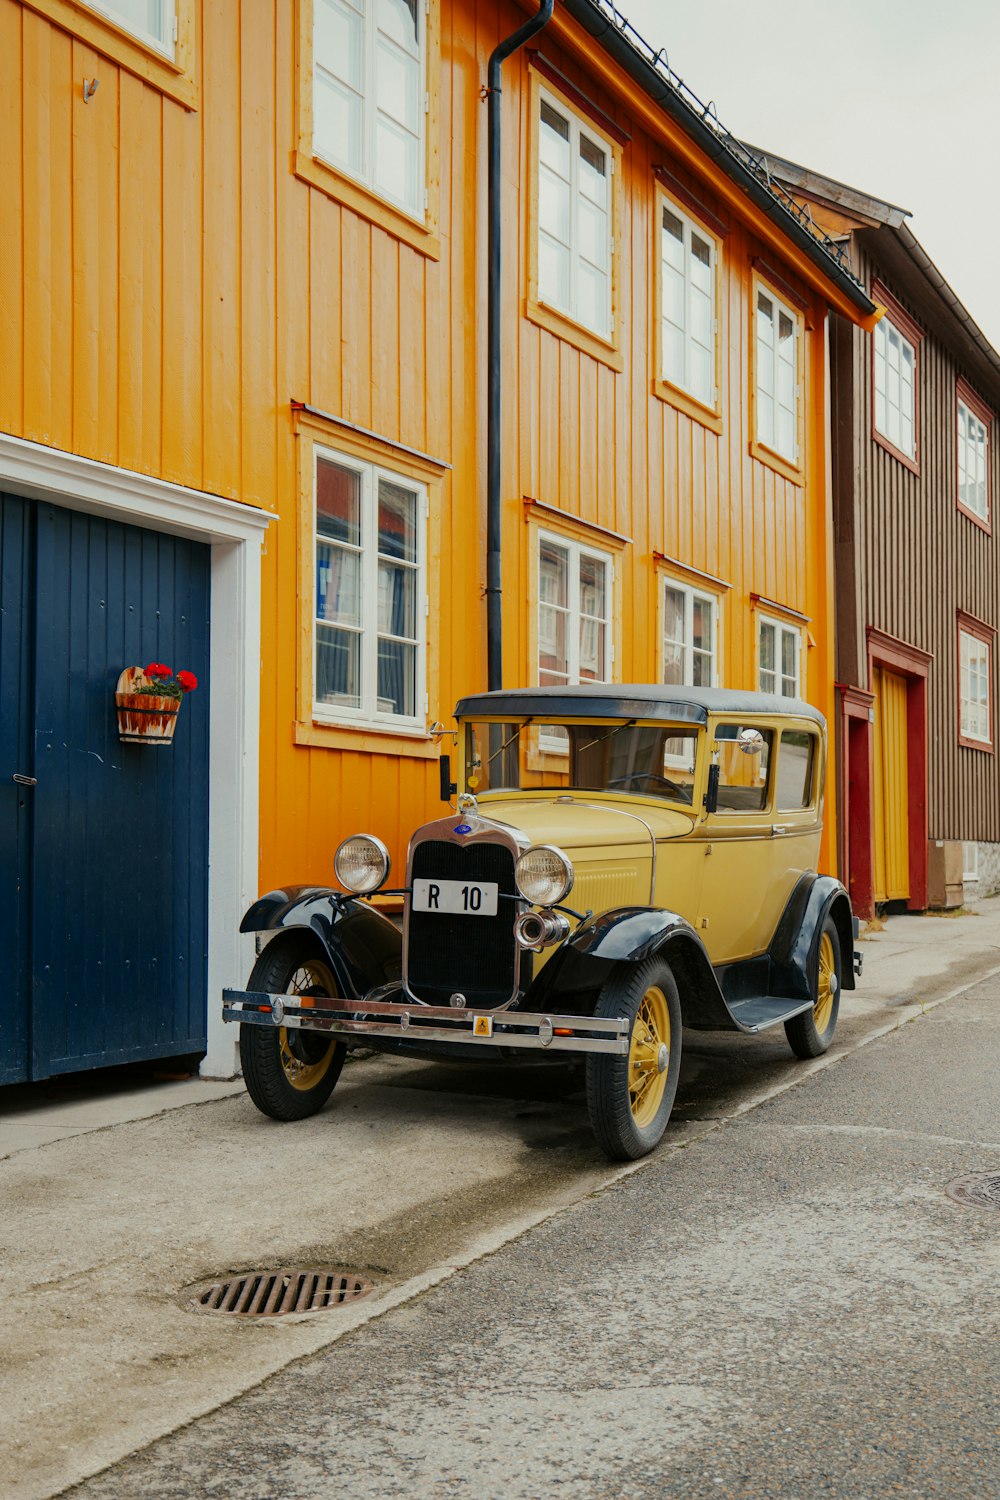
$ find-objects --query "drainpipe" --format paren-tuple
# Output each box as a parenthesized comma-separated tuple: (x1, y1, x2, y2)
(486, 0, 554, 691)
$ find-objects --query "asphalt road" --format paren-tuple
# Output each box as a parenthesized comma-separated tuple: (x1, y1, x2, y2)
(67, 979, 1000, 1500)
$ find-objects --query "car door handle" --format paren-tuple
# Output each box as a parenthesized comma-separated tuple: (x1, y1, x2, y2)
(771, 824, 786, 836)
(12, 773, 37, 787)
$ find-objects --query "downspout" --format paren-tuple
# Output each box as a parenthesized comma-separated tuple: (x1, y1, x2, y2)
(486, 0, 554, 691)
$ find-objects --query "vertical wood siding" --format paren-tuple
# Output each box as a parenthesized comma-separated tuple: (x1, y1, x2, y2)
(0, 0, 843, 887)
(836, 239, 1000, 843)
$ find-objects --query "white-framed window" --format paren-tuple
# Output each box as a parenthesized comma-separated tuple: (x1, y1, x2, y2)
(537, 90, 613, 340)
(662, 579, 718, 687)
(313, 0, 425, 218)
(758, 615, 800, 699)
(963, 841, 979, 882)
(660, 200, 716, 408)
(959, 627, 991, 746)
(314, 446, 427, 728)
(86, 0, 175, 55)
(874, 315, 917, 460)
(958, 396, 989, 523)
(538, 531, 613, 688)
(755, 287, 799, 462)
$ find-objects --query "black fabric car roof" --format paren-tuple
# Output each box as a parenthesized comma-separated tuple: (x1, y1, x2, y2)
(454, 684, 826, 728)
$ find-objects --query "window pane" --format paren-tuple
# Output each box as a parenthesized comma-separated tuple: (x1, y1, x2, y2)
(539, 606, 567, 680)
(377, 38, 420, 134)
(316, 0, 363, 88)
(578, 195, 608, 271)
(317, 543, 361, 626)
(760, 623, 775, 675)
(579, 618, 605, 680)
(317, 624, 362, 709)
(377, 639, 416, 716)
(781, 628, 797, 685)
(777, 730, 814, 809)
(576, 259, 609, 336)
(317, 460, 361, 544)
(579, 553, 607, 618)
(539, 234, 570, 312)
(539, 168, 571, 245)
(540, 102, 570, 175)
(378, 479, 417, 560)
(539, 539, 569, 606)
(375, 114, 420, 211)
(377, 0, 418, 52)
(578, 134, 607, 203)
(377, 560, 417, 638)
(715, 728, 772, 812)
(314, 71, 364, 173)
(95, 0, 171, 48)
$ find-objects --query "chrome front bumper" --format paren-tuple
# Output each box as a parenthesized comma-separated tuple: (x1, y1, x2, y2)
(222, 988, 629, 1056)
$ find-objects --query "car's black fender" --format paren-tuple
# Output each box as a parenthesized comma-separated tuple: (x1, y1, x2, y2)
(768, 872, 856, 1000)
(240, 887, 402, 1000)
(527, 907, 735, 1030)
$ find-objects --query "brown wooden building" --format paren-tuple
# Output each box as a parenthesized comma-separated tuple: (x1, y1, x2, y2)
(760, 156, 1000, 916)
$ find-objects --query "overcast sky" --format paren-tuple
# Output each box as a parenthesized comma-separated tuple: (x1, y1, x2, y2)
(618, 0, 1000, 349)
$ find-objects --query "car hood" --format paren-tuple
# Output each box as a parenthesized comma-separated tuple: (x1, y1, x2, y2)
(476, 795, 696, 853)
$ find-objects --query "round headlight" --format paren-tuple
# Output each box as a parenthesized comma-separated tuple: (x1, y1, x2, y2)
(515, 845, 574, 907)
(334, 834, 391, 894)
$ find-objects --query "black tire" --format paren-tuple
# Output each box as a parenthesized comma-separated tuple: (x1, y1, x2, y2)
(239, 937, 347, 1121)
(784, 914, 842, 1059)
(585, 957, 682, 1161)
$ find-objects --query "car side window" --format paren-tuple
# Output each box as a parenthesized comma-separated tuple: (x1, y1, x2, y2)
(714, 725, 773, 813)
(776, 730, 816, 810)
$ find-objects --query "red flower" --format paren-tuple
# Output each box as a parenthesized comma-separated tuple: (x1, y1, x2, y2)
(177, 671, 198, 693)
(146, 662, 172, 679)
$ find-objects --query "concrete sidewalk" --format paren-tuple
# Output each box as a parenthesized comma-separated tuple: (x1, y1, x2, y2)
(2, 898, 1000, 1500)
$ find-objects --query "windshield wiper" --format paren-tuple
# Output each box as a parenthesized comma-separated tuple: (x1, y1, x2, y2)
(487, 719, 532, 767)
(577, 719, 636, 753)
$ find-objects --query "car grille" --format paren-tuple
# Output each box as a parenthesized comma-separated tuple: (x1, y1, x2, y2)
(406, 840, 518, 1007)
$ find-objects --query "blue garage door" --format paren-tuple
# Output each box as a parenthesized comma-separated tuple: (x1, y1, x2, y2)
(0, 494, 211, 1083)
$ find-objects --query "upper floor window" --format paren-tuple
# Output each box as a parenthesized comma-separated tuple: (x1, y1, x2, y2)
(662, 579, 718, 687)
(959, 622, 992, 749)
(87, 0, 175, 55)
(537, 92, 613, 341)
(538, 531, 613, 687)
(659, 200, 716, 410)
(874, 313, 917, 463)
(758, 614, 801, 699)
(314, 0, 425, 218)
(314, 447, 426, 728)
(957, 383, 991, 527)
(755, 286, 799, 463)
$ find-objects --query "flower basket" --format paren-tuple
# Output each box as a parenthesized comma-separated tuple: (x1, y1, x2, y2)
(115, 665, 197, 745)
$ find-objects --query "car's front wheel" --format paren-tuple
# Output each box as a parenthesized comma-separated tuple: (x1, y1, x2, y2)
(784, 914, 842, 1059)
(585, 957, 682, 1161)
(239, 937, 347, 1120)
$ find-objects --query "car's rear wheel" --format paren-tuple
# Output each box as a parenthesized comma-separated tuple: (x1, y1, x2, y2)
(585, 957, 682, 1161)
(239, 938, 347, 1120)
(784, 914, 842, 1059)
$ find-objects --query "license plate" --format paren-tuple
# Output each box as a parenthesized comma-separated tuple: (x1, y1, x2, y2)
(411, 878, 499, 916)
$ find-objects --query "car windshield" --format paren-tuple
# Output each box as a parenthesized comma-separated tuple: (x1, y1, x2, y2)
(463, 720, 700, 806)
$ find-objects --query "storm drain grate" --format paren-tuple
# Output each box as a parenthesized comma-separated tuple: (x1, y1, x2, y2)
(945, 1171, 1000, 1212)
(189, 1267, 374, 1317)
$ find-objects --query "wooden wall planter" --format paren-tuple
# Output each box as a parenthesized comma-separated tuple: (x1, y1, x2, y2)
(115, 667, 181, 745)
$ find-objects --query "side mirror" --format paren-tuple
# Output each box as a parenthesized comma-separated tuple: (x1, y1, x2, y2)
(439, 753, 457, 803)
(704, 762, 720, 815)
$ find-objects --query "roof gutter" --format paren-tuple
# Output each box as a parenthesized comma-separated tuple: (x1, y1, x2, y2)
(560, 0, 877, 323)
(895, 224, 1000, 385)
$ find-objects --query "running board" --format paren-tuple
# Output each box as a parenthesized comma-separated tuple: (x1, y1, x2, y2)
(726, 996, 813, 1033)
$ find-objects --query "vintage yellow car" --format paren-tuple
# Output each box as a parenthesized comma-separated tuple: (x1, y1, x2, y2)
(223, 686, 861, 1160)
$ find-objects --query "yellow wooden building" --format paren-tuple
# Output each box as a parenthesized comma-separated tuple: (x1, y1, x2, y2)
(0, 0, 877, 1075)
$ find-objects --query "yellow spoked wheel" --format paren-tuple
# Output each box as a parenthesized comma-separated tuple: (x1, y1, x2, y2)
(586, 958, 682, 1161)
(628, 984, 671, 1129)
(813, 931, 837, 1035)
(240, 941, 347, 1120)
(785, 914, 842, 1060)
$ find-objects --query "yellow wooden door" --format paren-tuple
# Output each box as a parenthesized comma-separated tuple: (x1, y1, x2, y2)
(872, 666, 910, 903)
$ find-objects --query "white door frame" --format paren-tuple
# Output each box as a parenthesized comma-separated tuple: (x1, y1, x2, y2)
(0, 434, 271, 1077)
